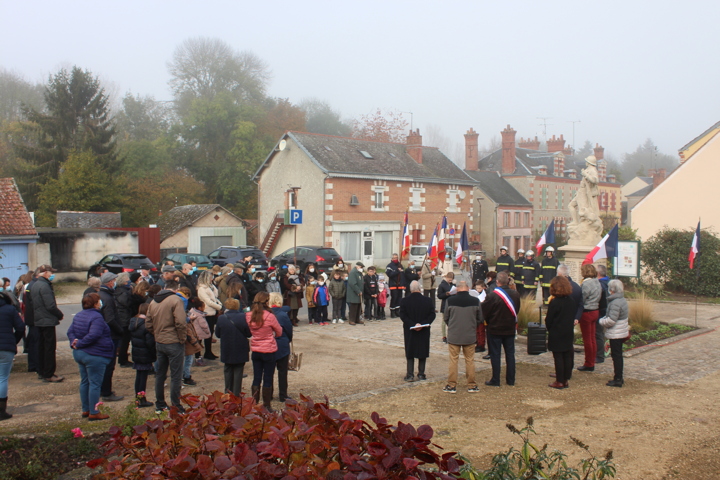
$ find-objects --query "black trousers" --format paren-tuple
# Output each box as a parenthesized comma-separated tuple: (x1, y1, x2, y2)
(406, 357, 426, 376)
(134, 370, 149, 395)
(609, 338, 624, 381)
(25, 326, 39, 372)
(101, 338, 120, 397)
(552, 350, 574, 384)
(423, 289, 436, 306)
(276, 355, 289, 400)
(224, 363, 245, 396)
(390, 289, 403, 312)
(37, 326, 57, 379)
(595, 320, 606, 362)
(204, 315, 217, 357)
(348, 302, 362, 324)
(118, 327, 132, 365)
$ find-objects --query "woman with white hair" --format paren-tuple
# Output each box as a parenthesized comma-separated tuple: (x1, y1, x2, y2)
(599, 279, 629, 387)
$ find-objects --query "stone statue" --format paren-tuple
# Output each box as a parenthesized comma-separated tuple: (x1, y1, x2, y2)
(567, 155, 603, 245)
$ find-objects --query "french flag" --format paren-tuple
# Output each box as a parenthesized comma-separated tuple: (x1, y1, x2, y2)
(427, 226, 439, 269)
(689, 220, 701, 269)
(583, 224, 619, 265)
(437, 216, 447, 262)
(535, 219, 555, 253)
(455, 222, 469, 264)
(401, 211, 411, 259)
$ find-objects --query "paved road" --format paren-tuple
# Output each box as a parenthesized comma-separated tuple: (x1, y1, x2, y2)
(57, 304, 82, 341)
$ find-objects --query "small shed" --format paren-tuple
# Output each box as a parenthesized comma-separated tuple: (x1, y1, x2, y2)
(0, 178, 39, 285)
(159, 204, 247, 256)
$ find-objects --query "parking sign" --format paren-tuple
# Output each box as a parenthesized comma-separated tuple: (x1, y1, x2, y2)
(290, 209, 303, 225)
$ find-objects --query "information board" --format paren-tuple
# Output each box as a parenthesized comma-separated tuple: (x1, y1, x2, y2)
(614, 241, 640, 277)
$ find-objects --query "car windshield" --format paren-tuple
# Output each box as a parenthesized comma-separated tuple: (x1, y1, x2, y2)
(317, 248, 338, 257)
(410, 247, 427, 256)
(186, 255, 211, 263)
(122, 256, 151, 267)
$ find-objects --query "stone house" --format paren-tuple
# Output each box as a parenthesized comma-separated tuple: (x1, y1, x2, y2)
(253, 130, 475, 267)
(159, 204, 248, 255)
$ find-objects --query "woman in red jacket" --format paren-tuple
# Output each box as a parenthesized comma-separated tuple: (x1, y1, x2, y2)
(247, 292, 282, 412)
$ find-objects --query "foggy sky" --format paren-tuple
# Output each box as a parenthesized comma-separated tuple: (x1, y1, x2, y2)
(2, 0, 718, 162)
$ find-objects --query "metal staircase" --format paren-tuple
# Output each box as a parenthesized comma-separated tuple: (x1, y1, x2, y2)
(260, 211, 286, 257)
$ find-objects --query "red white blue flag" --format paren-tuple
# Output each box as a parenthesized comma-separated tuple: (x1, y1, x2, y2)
(455, 222, 469, 264)
(689, 220, 700, 269)
(583, 224, 618, 265)
(535, 219, 555, 253)
(401, 211, 411, 259)
(427, 225, 439, 269)
(437, 216, 447, 262)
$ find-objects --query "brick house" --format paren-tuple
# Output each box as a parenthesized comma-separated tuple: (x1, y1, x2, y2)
(474, 125, 621, 245)
(253, 130, 475, 267)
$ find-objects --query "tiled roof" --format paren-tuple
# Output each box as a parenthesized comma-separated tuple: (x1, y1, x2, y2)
(260, 132, 474, 184)
(478, 148, 588, 176)
(464, 170, 532, 206)
(159, 204, 227, 241)
(0, 178, 37, 237)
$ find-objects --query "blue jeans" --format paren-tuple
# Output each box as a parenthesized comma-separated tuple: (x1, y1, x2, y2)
(73, 349, 112, 414)
(0, 351, 15, 398)
(251, 351, 276, 388)
(155, 343, 185, 410)
(487, 334, 516, 385)
(183, 354, 193, 378)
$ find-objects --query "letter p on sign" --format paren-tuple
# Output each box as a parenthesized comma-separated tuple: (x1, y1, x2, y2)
(290, 209, 303, 225)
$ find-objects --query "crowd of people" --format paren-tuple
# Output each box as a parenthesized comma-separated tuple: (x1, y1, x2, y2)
(0, 247, 629, 421)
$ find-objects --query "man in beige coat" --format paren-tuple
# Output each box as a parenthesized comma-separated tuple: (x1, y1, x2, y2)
(146, 280, 187, 413)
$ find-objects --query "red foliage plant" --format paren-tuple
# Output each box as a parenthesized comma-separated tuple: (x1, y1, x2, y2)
(89, 391, 463, 479)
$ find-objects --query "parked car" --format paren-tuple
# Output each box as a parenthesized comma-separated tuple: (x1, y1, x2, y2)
(408, 245, 455, 265)
(87, 254, 157, 279)
(270, 246, 342, 274)
(159, 253, 213, 270)
(206, 246, 268, 271)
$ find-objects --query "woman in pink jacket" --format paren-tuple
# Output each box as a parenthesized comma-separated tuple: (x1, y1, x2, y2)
(247, 291, 282, 412)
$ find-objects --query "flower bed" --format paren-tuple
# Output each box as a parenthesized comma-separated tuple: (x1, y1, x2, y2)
(574, 321, 696, 352)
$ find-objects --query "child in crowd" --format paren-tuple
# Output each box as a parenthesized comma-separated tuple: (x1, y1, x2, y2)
(176, 287, 191, 310)
(313, 275, 330, 325)
(329, 271, 346, 324)
(183, 298, 204, 386)
(189, 297, 211, 366)
(266, 268, 281, 293)
(129, 303, 155, 408)
(377, 274, 387, 320)
(305, 277, 318, 325)
(363, 266, 379, 321)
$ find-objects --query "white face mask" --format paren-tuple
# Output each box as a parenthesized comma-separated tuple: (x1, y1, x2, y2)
(309, 268, 315, 272)
(357, 267, 364, 272)
(338, 263, 343, 267)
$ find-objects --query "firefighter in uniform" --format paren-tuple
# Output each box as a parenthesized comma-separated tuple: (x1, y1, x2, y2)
(471, 253, 489, 286)
(540, 246, 559, 304)
(520, 250, 541, 299)
(385, 253, 407, 318)
(513, 248, 525, 296)
(496, 246, 514, 275)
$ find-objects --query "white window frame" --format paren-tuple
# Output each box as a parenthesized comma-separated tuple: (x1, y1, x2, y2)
(447, 189, 459, 213)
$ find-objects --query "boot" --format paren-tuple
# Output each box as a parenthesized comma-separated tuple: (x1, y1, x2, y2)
(251, 385, 261, 404)
(137, 396, 154, 408)
(261, 387, 274, 413)
(0, 398, 12, 421)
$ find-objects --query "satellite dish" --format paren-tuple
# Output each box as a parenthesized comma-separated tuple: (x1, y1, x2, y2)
(278, 139, 287, 151)
(459, 190, 467, 199)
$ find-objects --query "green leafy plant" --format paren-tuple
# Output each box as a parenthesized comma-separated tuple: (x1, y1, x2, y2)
(457, 418, 616, 480)
(90, 392, 464, 479)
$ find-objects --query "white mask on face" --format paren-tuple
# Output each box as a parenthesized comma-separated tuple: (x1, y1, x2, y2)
(309, 268, 315, 272)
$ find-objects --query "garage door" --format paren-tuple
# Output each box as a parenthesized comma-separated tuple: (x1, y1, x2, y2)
(201, 236, 233, 255)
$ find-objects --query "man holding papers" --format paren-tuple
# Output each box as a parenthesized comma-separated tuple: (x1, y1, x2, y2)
(399, 281, 436, 383)
(442, 281, 483, 394)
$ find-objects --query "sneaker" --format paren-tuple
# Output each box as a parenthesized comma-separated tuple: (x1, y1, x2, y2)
(332, 319, 337, 324)
(468, 386, 480, 393)
(404, 375, 415, 382)
(417, 374, 427, 381)
(338, 319, 345, 324)
(102, 393, 125, 402)
(442, 385, 456, 394)
(119, 362, 134, 368)
(442, 337, 447, 344)
(155, 406, 167, 415)
(183, 377, 197, 386)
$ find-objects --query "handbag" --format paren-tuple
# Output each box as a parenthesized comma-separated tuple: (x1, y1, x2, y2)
(288, 341, 303, 372)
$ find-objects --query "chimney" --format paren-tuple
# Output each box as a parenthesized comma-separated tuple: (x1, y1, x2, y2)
(566, 169, 577, 179)
(607, 174, 616, 183)
(547, 134, 566, 153)
(406, 129, 423, 164)
(501, 125, 517, 174)
(563, 146, 574, 155)
(518, 136, 540, 150)
(464, 127, 479, 171)
(538, 165, 548, 175)
(653, 168, 666, 189)
(598, 160, 607, 182)
(553, 152, 565, 177)
(593, 143, 605, 161)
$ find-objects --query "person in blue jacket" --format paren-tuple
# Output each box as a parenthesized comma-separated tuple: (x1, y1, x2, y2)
(269, 292, 293, 402)
(0, 291, 24, 420)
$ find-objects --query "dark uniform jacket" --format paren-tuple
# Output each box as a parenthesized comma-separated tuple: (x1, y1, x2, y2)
(512, 257, 524, 279)
(545, 295, 577, 352)
(540, 256, 560, 288)
(471, 260, 489, 284)
(496, 254, 514, 274)
(520, 258, 541, 290)
(385, 261, 406, 290)
(363, 274, 379, 297)
(399, 292, 435, 358)
(404, 266, 420, 286)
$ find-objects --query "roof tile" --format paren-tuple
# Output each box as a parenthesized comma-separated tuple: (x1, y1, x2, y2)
(0, 178, 37, 237)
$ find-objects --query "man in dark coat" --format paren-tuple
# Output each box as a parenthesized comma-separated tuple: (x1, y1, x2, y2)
(29, 265, 64, 383)
(385, 254, 406, 318)
(347, 262, 365, 325)
(540, 246, 559, 304)
(482, 271, 521, 387)
(495, 246, 514, 275)
(471, 254, 489, 286)
(403, 260, 420, 297)
(215, 299, 252, 397)
(399, 281, 436, 382)
(22, 273, 39, 375)
(114, 272, 134, 367)
(520, 250, 541, 298)
(98, 272, 124, 402)
(557, 265, 583, 323)
(595, 264, 610, 364)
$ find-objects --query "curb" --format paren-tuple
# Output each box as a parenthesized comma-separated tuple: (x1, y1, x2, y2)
(623, 326, 716, 357)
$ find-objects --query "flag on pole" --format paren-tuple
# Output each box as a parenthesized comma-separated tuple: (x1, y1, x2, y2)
(455, 222, 469, 264)
(427, 225, 439, 269)
(535, 219, 555, 253)
(437, 216, 447, 262)
(689, 220, 701, 269)
(401, 211, 411, 259)
(583, 224, 619, 265)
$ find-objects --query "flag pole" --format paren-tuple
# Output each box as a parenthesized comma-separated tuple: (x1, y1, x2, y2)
(695, 218, 701, 327)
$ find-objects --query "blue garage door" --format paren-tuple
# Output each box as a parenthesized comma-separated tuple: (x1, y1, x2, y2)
(0, 242, 30, 287)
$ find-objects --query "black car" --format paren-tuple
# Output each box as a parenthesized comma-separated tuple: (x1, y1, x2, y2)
(270, 246, 342, 274)
(206, 246, 268, 271)
(88, 254, 157, 279)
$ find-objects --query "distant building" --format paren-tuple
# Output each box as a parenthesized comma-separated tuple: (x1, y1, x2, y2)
(0, 178, 38, 285)
(159, 204, 247, 255)
(631, 121, 719, 241)
(253, 130, 475, 267)
(56, 211, 121, 229)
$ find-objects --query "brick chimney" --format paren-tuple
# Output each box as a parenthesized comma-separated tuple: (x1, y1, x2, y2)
(406, 129, 423, 164)
(464, 127, 479, 171)
(547, 134, 566, 153)
(593, 143, 605, 161)
(553, 152, 565, 177)
(518, 136, 540, 150)
(501, 125, 516, 174)
(563, 146, 574, 155)
(653, 168, 666, 189)
(598, 160, 607, 182)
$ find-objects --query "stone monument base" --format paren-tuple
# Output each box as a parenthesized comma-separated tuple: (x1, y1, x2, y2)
(558, 244, 606, 281)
